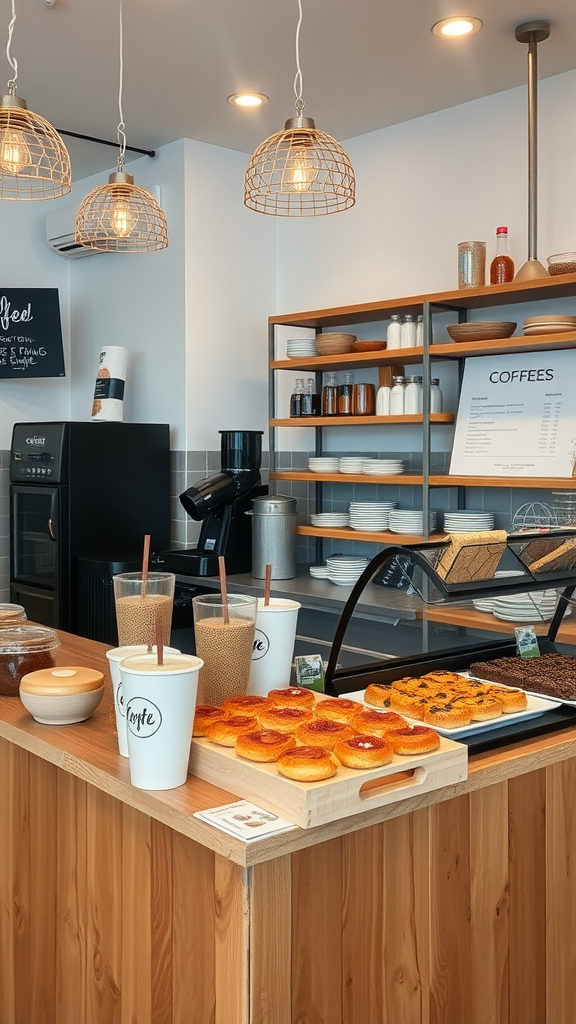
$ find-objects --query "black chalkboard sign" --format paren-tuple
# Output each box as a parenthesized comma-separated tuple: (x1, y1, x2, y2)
(0, 288, 65, 379)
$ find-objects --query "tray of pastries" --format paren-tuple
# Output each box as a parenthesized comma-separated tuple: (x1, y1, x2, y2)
(189, 688, 467, 829)
(345, 670, 560, 738)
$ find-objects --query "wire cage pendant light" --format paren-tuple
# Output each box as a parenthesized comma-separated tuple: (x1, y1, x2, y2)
(0, 0, 71, 200)
(75, 0, 168, 252)
(244, 0, 355, 217)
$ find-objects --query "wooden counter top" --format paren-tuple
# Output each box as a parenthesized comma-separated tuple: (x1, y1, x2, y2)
(2, 628, 576, 867)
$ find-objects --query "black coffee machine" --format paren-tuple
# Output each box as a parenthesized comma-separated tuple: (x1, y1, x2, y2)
(163, 430, 267, 576)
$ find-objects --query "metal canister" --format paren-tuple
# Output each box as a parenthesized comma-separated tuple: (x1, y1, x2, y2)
(251, 495, 297, 579)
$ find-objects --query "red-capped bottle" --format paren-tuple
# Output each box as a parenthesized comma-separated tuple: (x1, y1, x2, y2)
(490, 226, 515, 284)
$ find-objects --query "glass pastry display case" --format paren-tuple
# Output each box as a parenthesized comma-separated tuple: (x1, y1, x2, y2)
(324, 530, 576, 753)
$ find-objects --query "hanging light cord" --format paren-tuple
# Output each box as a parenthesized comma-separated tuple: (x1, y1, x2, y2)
(293, 0, 305, 116)
(116, 0, 127, 172)
(5, 0, 18, 94)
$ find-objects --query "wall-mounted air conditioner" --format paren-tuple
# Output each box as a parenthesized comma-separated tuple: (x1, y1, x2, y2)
(46, 204, 105, 259)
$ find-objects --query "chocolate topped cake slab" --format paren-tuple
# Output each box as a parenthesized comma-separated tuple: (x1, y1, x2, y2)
(469, 651, 576, 704)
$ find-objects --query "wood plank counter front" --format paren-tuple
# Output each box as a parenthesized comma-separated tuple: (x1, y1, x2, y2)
(1, 630, 576, 1023)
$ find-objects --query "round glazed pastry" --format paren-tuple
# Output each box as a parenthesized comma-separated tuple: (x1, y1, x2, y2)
(334, 734, 394, 769)
(458, 694, 503, 721)
(267, 686, 316, 710)
(192, 705, 225, 737)
(222, 695, 272, 717)
(389, 725, 441, 755)
(422, 671, 470, 686)
(389, 689, 421, 714)
(315, 697, 362, 723)
(352, 709, 407, 736)
(364, 683, 394, 707)
(205, 714, 258, 746)
(390, 676, 418, 692)
(422, 703, 471, 729)
(295, 718, 353, 751)
(277, 745, 338, 782)
(487, 686, 527, 713)
(235, 728, 296, 763)
(258, 705, 314, 733)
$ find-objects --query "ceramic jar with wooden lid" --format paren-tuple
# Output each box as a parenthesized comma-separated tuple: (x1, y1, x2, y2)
(19, 665, 104, 725)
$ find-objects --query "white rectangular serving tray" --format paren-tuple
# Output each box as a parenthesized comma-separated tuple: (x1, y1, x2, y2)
(189, 733, 468, 830)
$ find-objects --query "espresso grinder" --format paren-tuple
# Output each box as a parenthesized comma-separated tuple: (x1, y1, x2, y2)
(164, 430, 267, 576)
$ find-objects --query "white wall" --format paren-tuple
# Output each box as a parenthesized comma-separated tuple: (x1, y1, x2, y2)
(0, 196, 71, 447)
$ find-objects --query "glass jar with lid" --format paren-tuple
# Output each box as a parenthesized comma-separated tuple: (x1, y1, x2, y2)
(400, 315, 417, 348)
(387, 314, 401, 349)
(389, 376, 405, 415)
(430, 378, 443, 413)
(0, 625, 60, 696)
(337, 373, 355, 415)
(404, 376, 420, 415)
(321, 373, 338, 416)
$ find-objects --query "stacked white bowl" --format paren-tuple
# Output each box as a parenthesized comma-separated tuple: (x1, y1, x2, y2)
(308, 456, 340, 473)
(326, 555, 370, 586)
(339, 456, 367, 474)
(492, 589, 569, 623)
(388, 508, 438, 534)
(472, 569, 524, 613)
(309, 564, 330, 579)
(444, 510, 495, 532)
(348, 501, 397, 532)
(286, 338, 317, 358)
(361, 458, 404, 475)
(310, 512, 350, 528)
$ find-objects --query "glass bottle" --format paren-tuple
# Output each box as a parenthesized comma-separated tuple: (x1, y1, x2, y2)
(321, 373, 338, 416)
(404, 376, 420, 415)
(430, 378, 443, 413)
(300, 377, 318, 417)
(389, 375, 405, 415)
(337, 373, 355, 415)
(416, 314, 423, 347)
(387, 314, 401, 349)
(290, 378, 304, 418)
(490, 226, 515, 284)
(400, 314, 417, 348)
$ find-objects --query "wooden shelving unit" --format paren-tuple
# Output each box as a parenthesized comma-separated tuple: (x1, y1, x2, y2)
(297, 525, 447, 544)
(268, 274, 576, 560)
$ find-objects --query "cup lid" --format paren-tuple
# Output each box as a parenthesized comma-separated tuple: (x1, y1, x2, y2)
(0, 625, 60, 653)
(20, 666, 104, 695)
(252, 495, 297, 515)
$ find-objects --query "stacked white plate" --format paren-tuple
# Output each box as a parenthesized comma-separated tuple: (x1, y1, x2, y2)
(326, 555, 369, 586)
(286, 338, 317, 358)
(362, 459, 404, 475)
(310, 512, 350, 527)
(523, 315, 576, 336)
(443, 510, 495, 532)
(388, 508, 438, 534)
(348, 501, 397, 532)
(339, 457, 367, 474)
(492, 589, 569, 623)
(308, 457, 340, 473)
(472, 569, 524, 613)
(309, 564, 330, 579)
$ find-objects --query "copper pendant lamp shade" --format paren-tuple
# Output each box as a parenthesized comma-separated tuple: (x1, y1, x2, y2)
(76, 171, 168, 252)
(75, 0, 168, 253)
(244, 0, 355, 217)
(244, 115, 355, 217)
(0, 1, 71, 200)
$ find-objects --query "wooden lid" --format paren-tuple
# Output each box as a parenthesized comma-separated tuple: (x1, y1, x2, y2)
(19, 666, 105, 696)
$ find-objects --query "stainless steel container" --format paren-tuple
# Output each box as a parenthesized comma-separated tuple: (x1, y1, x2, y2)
(251, 495, 297, 579)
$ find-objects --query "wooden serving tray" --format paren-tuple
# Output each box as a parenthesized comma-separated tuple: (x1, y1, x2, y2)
(188, 734, 468, 829)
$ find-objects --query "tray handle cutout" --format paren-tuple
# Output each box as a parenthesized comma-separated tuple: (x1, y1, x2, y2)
(359, 766, 427, 801)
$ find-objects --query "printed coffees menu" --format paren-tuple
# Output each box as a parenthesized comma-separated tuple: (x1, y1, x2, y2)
(0, 289, 65, 379)
(450, 351, 576, 477)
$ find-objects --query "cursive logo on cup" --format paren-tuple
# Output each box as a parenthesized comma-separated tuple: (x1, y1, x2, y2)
(115, 681, 126, 718)
(252, 628, 270, 661)
(126, 697, 162, 737)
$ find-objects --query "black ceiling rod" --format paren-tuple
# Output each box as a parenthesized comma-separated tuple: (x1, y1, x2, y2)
(57, 129, 156, 158)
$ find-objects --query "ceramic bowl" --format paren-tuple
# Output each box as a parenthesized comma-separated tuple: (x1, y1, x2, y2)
(351, 340, 387, 352)
(547, 253, 576, 276)
(446, 321, 517, 343)
(19, 665, 105, 725)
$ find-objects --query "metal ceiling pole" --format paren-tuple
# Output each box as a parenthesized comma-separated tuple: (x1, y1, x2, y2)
(514, 20, 550, 281)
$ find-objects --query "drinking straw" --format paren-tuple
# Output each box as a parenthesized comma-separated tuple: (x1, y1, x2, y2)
(264, 563, 272, 606)
(142, 534, 151, 600)
(218, 555, 230, 625)
(155, 614, 164, 666)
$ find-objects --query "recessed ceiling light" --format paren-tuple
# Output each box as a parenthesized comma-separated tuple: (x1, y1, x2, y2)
(228, 93, 269, 109)
(432, 16, 483, 38)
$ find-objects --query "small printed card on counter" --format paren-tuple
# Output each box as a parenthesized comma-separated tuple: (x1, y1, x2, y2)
(294, 654, 325, 691)
(194, 800, 298, 841)
(515, 626, 541, 659)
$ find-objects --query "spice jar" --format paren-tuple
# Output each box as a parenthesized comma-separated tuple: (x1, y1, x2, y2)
(404, 376, 420, 415)
(389, 376, 405, 415)
(458, 241, 486, 288)
(337, 373, 355, 415)
(290, 378, 304, 418)
(387, 314, 401, 348)
(321, 373, 338, 416)
(352, 382, 375, 416)
(0, 625, 60, 696)
(400, 315, 417, 348)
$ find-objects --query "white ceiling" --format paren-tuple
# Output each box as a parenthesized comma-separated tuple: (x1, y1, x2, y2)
(6, 0, 576, 181)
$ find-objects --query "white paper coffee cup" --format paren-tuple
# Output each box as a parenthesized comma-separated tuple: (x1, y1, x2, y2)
(248, 598, 300, 696)
(106, 645, 180, 756)
(119, 652, 202, 789)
